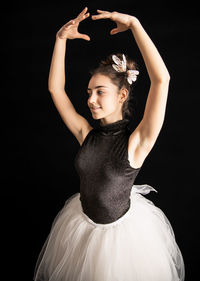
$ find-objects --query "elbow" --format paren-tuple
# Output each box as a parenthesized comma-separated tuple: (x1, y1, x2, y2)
(160, 71, 171, 84)
(151, 71, 171, 84)
(48, 81, 57, 94)
(48, 86, 56, 95)
(48, 81, 66, 95)
(48, 81, 54, 94)
(48, 84, 62, 95)
(48, 86, 66, 96)
(48, 79, 62, 95)
(163, 71, 170, 83)
(48, 86, 53, 94)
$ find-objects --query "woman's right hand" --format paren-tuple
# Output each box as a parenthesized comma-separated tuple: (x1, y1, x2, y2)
(56, 7, 90, 41)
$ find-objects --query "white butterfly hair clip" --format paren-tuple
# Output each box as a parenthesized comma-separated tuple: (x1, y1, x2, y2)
(112, 54, 139, 85)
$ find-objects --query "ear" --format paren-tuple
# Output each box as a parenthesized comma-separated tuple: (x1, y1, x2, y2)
(119, 88, 129, 103)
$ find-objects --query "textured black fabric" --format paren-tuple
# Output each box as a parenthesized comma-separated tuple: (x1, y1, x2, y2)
(74, 118, 141, 224)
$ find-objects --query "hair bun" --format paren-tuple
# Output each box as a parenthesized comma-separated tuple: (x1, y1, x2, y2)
(100, 53, 137, 71)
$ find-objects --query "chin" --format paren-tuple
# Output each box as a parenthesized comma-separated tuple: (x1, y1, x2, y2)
(91, 114, 102, 120)
(90, 111, 105, 120)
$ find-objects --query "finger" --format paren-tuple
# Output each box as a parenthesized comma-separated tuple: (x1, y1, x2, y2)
(110, 28, 119, 35)
(78, 7, 88, 17)
(77, 32, 90, 41)
(77, 7, 88, 20)
(82, 12, 90, 20)
(92, 12, 110, 20)
(97, 9, 110, 13)
(66, 20, 75, 26)
(76, 12, 90, 24)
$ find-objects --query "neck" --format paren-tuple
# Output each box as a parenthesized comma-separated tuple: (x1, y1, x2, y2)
(98, 118, 130, 136)
(100, 115, 123, 126)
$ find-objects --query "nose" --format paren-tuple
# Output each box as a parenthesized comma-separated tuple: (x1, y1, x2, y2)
(88, 92, 97, 105)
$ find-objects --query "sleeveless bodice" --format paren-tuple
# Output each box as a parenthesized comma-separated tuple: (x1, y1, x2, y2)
(74, 118, 141, 224)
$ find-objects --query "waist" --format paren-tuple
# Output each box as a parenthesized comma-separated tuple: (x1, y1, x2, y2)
(80, 195, 131, 224)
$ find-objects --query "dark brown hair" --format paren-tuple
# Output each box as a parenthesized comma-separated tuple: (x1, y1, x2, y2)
(90, 53, 138, 119)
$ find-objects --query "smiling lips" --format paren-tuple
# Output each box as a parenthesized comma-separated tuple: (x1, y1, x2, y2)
(90, 106, 101, 111)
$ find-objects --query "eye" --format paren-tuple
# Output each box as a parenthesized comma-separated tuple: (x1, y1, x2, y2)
(97, 90, 104, 95)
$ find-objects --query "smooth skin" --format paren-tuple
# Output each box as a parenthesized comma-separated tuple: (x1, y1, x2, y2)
(48, 7, 170, 169)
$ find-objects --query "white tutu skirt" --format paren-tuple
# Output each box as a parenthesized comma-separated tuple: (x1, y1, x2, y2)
(33, 184, 185, 281)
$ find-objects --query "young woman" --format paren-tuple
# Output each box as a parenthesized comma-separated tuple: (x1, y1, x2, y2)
(34, 7, 185, 281)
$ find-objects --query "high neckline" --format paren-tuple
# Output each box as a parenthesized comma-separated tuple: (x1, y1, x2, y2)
(98, 118, 130, 136)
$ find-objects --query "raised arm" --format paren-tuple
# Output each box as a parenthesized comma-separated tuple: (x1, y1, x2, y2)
(129, 18, 170, 145)
(92, 10, 170, 168)
(49, 7, 93, 145)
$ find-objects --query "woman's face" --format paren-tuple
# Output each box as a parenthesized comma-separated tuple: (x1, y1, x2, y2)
(87, 74, 126, 123)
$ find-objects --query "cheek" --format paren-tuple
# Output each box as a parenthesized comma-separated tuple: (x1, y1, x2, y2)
(106, 93, 119, 104)
(101, 95, 119, 110)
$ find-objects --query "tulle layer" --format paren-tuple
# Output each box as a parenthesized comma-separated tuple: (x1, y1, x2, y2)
(33, 184, 185, 281)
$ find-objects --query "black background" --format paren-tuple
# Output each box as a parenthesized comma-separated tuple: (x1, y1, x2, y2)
(3, 1, 199, 280)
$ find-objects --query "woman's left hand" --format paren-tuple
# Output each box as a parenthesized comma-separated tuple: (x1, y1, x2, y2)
(92, 10, 138, 35)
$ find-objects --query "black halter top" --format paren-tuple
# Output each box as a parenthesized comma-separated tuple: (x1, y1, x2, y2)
(74, 118, 141, 224)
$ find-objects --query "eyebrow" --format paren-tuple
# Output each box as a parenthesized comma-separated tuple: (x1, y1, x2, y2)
(87, 86, 108, 91)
